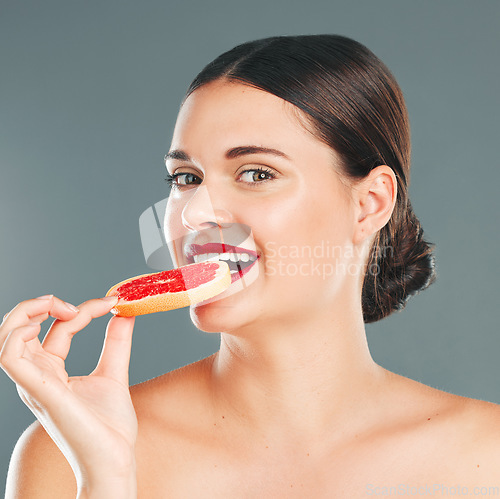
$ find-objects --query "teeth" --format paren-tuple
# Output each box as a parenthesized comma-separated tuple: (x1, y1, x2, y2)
(193, 253, 218, 263)
(192, 252, 257, 263)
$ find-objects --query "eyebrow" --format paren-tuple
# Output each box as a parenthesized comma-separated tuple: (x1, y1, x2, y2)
(164, 145, 290, 164)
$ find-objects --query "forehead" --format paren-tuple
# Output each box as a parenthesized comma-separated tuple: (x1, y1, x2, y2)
(171, 80, 330, 160)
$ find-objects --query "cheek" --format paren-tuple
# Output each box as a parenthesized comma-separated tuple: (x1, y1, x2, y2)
(257, 182, 352, 248)
(306, 178, 353, 242)
(257, 183, 354, 285)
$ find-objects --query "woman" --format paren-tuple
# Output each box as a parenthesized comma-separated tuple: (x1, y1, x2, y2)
(2, 35, 499, 497)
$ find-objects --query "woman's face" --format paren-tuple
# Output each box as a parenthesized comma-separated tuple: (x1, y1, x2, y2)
(164, 80, 360, 334)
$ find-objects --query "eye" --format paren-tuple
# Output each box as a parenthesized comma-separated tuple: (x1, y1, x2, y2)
(165, 172, 202, 189)
(238, 167, 276, 185)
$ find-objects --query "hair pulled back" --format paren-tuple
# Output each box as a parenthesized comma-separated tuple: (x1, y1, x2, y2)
(185, 34, 436, 323)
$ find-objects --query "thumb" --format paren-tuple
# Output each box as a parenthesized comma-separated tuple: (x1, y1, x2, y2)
(91, 315, 135, 385)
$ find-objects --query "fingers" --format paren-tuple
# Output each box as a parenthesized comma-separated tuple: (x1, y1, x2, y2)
(0, 294, 84, 392)
(2, 323, 74, 413)
(0, 323, 45, 388)
(29, 312, 50, 323)
(91, 316, 135, 385)
(1, 294, 132, 384)
(41, 297, 119, 360)
(0, 295, 79, 343)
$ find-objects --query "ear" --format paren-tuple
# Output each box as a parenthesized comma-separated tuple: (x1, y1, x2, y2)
(352, 165, 397, 246)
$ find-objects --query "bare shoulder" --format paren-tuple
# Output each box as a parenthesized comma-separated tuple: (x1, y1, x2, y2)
(458, 394, 500, 428)
(429, 385, 500, 447)
(130, 353, 215, 414)
(5, 420, 76, 498)
(391, 373, 500, 482)
(450, 394, 500, 455)
(442, 394, 500, 483)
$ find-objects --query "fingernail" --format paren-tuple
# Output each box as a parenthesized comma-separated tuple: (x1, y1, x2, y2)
(64, 301, 79, 313)
(102, 295, 119, 303)
(28, 322, 40, 327)
(36, 294, 53, 300)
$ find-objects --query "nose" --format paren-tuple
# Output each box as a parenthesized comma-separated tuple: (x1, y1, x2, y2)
(181, 185, 233, 231)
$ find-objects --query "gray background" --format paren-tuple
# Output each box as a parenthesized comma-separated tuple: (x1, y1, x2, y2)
(1, 0, 498, 494)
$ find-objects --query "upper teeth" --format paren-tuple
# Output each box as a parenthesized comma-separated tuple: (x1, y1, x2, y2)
(192, 252, 255, 264)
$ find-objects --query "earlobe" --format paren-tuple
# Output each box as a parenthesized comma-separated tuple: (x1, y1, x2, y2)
(353, 165, 397, 245)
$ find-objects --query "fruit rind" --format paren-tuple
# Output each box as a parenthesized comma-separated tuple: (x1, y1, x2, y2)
(106, 261, 230, 317)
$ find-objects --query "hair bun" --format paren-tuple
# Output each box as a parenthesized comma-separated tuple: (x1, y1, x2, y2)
(362, 202, 437, 323)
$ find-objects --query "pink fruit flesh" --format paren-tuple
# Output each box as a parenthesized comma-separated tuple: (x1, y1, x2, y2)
(115, 263, 218, 301)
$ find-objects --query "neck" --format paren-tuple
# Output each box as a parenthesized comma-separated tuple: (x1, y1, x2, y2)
(209, 295, 388, 446)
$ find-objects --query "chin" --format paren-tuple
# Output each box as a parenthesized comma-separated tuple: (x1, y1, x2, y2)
(189, 299, 249, 333)
(189, 259, 261, 333)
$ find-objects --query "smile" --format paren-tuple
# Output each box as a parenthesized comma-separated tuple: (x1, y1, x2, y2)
(184, 243, 259, 284)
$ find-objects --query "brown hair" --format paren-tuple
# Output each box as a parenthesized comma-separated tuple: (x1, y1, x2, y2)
(185, 34, 436, 323)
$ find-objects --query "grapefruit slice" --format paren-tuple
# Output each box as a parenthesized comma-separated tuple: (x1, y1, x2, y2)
(105, 261, 231, 317)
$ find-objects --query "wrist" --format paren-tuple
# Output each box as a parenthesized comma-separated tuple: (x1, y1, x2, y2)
(77, 464, 137, 499)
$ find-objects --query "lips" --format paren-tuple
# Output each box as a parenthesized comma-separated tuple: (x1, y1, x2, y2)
(184, 243, 259, 284)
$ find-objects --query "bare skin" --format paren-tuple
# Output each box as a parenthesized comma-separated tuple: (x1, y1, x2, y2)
(8, 358, 500, 497)
(3, 80, 500, 497)
(137, 361, 500, 497)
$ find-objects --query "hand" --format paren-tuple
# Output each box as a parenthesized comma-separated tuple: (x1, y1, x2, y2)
(0, 295, 137, 488)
